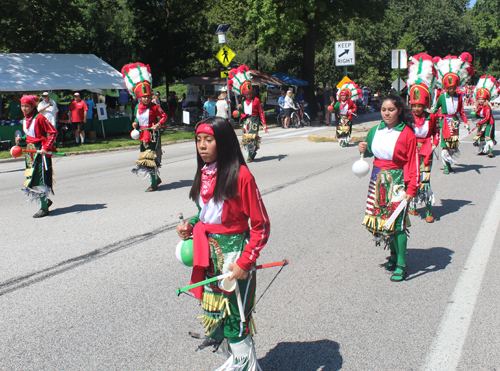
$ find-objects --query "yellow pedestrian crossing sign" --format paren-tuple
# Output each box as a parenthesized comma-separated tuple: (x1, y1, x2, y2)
(337, 76, 352, 89)
(221, 71, 230, 78)
(216, 45, 235, 67)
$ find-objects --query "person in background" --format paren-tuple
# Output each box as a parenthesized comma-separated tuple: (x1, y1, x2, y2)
(283, 90, 296, 129)
(278, 90, 286, 113)
(84, 95, 95, 120)
(152, 92, 161, 105)
(181, 93, 188, 110)
(37, 92, 58, 131)
(168, 91, 178, 122)
(203, 95, 217, 117)
(6, 94, 22, 121)
(324, 83, 333, 125)
(68, 92, 88, 145)
(316, 88, 325, 122)
(216, 91, 229, 119)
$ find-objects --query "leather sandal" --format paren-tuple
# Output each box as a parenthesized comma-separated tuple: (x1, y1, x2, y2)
(145, 186, 157, 192)
(409, 209, 418, 216)
(390, 265, 407, 282)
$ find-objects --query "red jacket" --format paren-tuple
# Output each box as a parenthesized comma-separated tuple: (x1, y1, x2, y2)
(24, 114, 57, 152)
(134, 102, 168, 142)
(476, 104, 494, 127)
(240, 97, 266, 127)
(189, 165, 270, 298)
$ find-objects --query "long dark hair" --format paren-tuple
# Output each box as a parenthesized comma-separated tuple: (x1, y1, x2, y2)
(189, 116, 247, 203)
(381, 94, 414, 131)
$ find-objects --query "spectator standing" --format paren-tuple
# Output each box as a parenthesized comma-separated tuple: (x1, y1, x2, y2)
(181, 93, 188, 110)
(283, 90, 296, 129)
(84, 95, 95, 120)
(152, 92, 161, 105)
(215, 92, 229, 119)
(6, 94, 22, 121)
(168, 91, 178, 122)
(278, 90, 286, 113)
(362, 86, 369, 106)
(324, 83, 333, 125)
(37, 92, 58, 132)
(203, 96, 216, 117)
(68, 93, 88, 145)
(316, 88, 325, 121)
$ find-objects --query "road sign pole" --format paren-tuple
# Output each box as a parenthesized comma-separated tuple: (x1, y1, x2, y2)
(397, 50, 401, 93)
(344, 66, 347, 77)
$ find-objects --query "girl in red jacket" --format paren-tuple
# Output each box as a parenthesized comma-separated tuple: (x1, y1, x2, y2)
(15, 95, 58, 218)
(358, 95, 418, 282)
(471, 75, 499, 158)
(177, 116, 270, 370)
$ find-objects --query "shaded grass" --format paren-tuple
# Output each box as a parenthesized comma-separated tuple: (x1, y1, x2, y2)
(0, 129, 195, 160)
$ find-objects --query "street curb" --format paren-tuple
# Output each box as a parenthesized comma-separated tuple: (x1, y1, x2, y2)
(307, 135, 366, 143)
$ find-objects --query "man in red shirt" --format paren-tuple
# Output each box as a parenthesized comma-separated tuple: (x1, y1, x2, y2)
(68, 92, 88, 145)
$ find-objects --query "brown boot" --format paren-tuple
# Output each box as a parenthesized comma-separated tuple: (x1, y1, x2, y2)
(425, 212, 434, 223)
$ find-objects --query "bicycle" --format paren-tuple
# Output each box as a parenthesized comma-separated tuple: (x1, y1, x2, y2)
(290, 102, 311, 128)
(276, 110, 285, 127)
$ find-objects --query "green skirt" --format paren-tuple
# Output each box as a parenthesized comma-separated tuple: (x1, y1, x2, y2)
(22, 142, 54, 201)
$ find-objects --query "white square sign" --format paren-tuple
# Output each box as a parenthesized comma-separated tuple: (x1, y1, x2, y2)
(391, 50, 408, 69)
(335, 41, 355, 66)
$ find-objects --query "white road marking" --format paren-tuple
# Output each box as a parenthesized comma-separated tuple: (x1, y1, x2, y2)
(422, 179, 500, 370)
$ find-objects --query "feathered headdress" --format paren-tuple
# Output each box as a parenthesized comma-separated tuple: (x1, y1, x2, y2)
(121, 63, 152, 98)
(407, 53, 437, 108)
(434, 53, 475, 89)
(336, 81, 362, 101)
(228, 65, 252, 95)
(474, 75, 500, 101)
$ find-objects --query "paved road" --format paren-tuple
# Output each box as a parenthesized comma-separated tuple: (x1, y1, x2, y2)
(1, 114, 499, 370)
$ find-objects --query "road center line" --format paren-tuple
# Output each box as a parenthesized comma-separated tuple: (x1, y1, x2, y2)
(422, 178, 500, 370)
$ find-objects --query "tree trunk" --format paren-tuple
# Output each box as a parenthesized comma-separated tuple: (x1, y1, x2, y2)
(302, 16, 316, 118)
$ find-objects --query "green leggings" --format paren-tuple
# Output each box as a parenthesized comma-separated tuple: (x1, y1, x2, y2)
(389, 231, 408, 267)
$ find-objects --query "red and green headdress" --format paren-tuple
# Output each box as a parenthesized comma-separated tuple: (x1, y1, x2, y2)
(434, 53, 474, 89)
(407, 53, 436, 108)
(121, 63, 152, 98)
(228, 65, 252, 95)
(336, 81, 361, 101)
(474, 75, 500, 101)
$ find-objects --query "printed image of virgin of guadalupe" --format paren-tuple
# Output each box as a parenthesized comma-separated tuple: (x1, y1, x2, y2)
(375, 171, 394, 218)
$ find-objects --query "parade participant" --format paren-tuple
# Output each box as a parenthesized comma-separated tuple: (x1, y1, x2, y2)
(229, 65, 268, 162)
(358, 95, 418, 282)
(177, 116, 270, 370)
(15, 95, 58, 218)
(432, 53, 474, 174)
(471, 75, 499, 158)
(122, 62, 168, 191)
(329, 81, 361, 147)
(407, 53, 440, 223)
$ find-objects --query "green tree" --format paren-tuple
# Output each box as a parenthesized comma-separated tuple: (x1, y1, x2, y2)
(0, 0, 84, 53)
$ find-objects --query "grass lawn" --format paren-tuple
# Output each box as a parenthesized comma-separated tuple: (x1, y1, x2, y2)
(0, 129, 195, 160)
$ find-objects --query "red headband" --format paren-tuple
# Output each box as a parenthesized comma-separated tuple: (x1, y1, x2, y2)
(21, 95, 38, 106)
(196, 123, 214, 136)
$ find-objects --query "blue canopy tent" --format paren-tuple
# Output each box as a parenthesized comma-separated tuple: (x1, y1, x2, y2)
(271, 72, 308, 86)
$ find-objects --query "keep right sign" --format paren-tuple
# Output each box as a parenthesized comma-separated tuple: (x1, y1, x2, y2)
(335, 41, 355, 66)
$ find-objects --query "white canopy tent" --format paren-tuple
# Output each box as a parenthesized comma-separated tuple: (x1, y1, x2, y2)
(0, 53, 123, 93)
